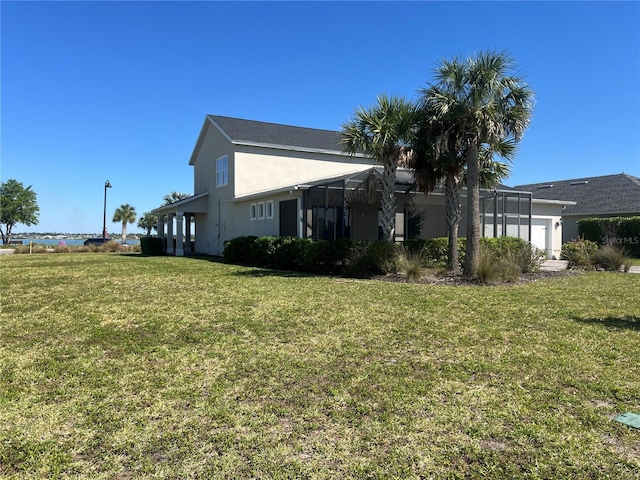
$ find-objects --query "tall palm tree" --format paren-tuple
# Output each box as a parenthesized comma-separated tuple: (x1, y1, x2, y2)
(112, 204, 137, 243)
(137, 212, 158, 236)
(412, 92, 470, 273)
(413, 101, 514, 274)
(341, 95, 417, 242)
(428, 51, 534, 277)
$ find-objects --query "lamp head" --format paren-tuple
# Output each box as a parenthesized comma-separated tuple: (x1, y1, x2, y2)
(105, 180, 112, 188)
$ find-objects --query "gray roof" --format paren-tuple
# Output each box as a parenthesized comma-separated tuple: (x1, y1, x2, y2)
(514, 173, 640, 215)
(208, 115, 345, 153)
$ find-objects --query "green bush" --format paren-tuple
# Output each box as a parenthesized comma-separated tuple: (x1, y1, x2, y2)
(480, 236, 543, 273)
(476, 245, 522, 284)
(561, 239, 598, 268)
(223, 236, 258, 265)
(140, 236, 164, 255)
(578, 216, 640, 257)
(271, 236, 307, 271)
(343, 241, 397, 278)
(592, 245, 631, 272)
(298, 239, 349, 274)
(420, 237, 466, 268)
(222, 235, 545, 280)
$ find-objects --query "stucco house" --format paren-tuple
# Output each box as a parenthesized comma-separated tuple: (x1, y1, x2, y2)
(153, 115, 574, 259)
(514, 173, 640, 244)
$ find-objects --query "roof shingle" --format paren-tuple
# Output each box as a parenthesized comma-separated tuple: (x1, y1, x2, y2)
(514, 173, 640, 215)
(208, 115, 344, 153)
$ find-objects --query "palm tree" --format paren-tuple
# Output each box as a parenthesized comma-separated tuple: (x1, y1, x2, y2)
(137, 212, 158, 236)
(412, 103, 513, 274)
(412, 95, 466, 273)
(162, 191, 190, 206)
(341, 95, 417, 242)
(112, 204, 137, 243)
(427, 51, 534, 277)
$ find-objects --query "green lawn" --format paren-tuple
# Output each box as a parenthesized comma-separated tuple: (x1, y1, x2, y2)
(1, 253, 639, 479)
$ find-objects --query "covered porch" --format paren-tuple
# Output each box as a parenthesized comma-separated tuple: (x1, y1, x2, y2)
(152, 192, 208, 256)
(301, 167, 423, 242)
(300, 167, 537, 247)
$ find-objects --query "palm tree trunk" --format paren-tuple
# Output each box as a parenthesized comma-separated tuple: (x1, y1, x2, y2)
(380, 157, 397, 242)
(464, 141, 480, 278)
(445, 174, 462, 274)
(122, 223, 127, 244)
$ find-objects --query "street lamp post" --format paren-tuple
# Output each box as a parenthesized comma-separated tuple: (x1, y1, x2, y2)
(103, 180, 112, 240)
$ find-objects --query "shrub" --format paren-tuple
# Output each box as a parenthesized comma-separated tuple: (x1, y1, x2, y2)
(592, 245, 631, 272)
(342, 241, 397, 278)
(102, 241, 123, 252)
(394, 245, 425, 282)
(271, 236, 306, 271)
(13, 244, 48, 254)
(344, 241, 378, 278)
(140, 236, 164, 255)
(578, 216, 640, 257)
(421, 237, 466, 268)
(561, 239, 598, 268)
(481, 236, 543, 273)
(251, 236, 283, 267)
(476, 246, 522, 285)
(223, 236, 258, 265)
(299, 239, 351, 274)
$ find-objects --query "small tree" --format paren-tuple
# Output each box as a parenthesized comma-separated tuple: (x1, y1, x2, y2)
(0, 179, 40, 244)
(138, 212, 158, 236)
(112, 204, 136, 243)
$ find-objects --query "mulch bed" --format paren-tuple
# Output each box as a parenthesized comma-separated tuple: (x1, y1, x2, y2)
(372, 269, 581, 286)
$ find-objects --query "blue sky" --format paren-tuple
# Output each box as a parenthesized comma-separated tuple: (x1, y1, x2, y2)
(2, 1, 639, 234)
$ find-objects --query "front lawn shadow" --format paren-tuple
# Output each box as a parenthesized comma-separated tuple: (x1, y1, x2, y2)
(572, 315, 640, 331)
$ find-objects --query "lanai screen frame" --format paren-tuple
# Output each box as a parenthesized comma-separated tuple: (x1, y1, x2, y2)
(480, 189, 533, 242)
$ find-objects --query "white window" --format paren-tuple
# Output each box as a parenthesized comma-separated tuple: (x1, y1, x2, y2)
(216, 155, 228, 187)
(266, 200, 274, 219)
(250, 203, 257, 220)
(258, 201, 265, 220)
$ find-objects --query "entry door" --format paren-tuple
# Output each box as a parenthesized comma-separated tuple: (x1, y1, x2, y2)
(531, 219, 550, 257)
(279, 199, 298, 237)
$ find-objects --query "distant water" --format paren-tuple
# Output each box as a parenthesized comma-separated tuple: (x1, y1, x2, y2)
(8, 239, 140, 246)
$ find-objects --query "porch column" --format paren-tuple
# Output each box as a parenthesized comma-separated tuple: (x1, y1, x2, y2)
(175, 212, 184, 257)
(157, 214, 166, 253)
(184, 214, 192, 254)
(166, 214, 174, 255)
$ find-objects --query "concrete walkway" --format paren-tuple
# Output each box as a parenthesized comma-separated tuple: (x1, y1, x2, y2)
(540, 260, 569, 271)
(540, 259, 640, 274)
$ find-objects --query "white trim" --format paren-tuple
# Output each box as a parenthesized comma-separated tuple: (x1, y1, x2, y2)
(250, 203, 257, 221)
(266, 200, 274, 219)
(258, 201, 265, 220)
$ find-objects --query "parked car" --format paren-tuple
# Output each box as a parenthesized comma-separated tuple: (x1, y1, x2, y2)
(84, 237, 110, 246)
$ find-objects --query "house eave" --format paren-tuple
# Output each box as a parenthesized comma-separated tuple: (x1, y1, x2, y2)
(152, 191, 209, 214)
(233, 140, 368, 158)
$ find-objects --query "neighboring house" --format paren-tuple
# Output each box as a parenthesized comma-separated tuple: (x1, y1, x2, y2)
(153, 115, 574, 259)
(514, 173, 640, 244)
